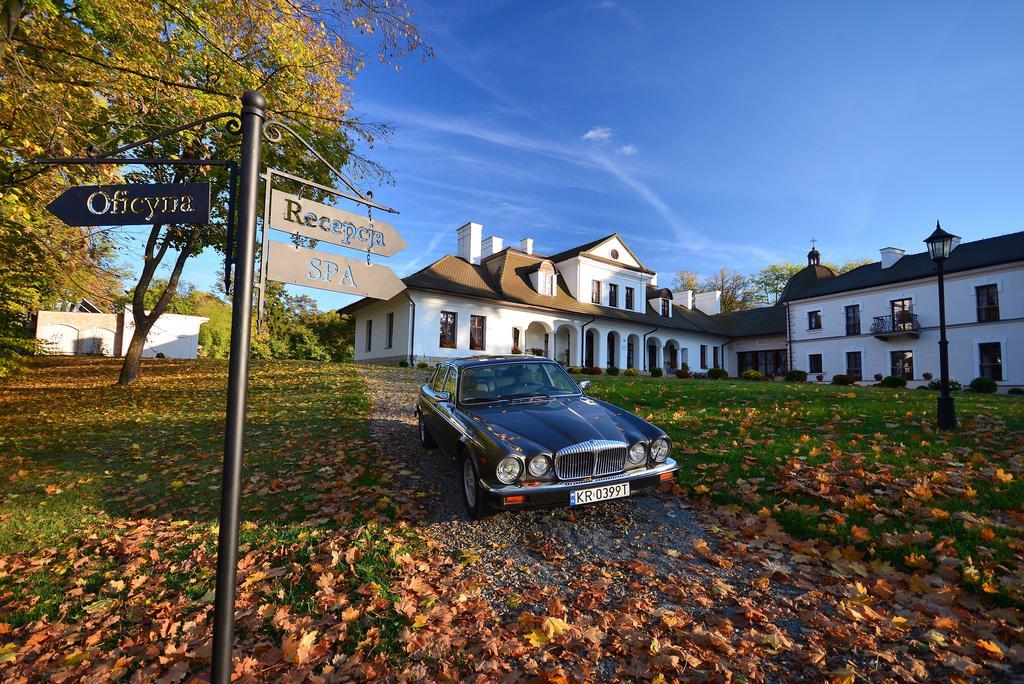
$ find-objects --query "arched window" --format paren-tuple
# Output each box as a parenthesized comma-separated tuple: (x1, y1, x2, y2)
(537, 261, 556, 296)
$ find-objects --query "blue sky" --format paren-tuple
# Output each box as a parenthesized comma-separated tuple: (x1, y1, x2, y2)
(172, 1, 1024, 310)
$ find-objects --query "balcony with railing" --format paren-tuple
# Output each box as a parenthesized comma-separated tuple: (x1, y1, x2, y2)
(871, 312, 921, 340)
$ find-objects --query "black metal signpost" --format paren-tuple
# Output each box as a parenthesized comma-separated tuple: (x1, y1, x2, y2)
(33, 90, 403, 683)
(211, 91, 265, 683)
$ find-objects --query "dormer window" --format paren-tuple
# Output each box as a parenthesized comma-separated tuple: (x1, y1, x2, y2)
(536, 260, 557, 296)
(661, 299, 670, 317)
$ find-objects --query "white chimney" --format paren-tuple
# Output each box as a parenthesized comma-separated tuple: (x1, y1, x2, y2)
(880, 247, 904, 269)
(481, 235, 503, 258)
(680, 290, 694, 309)
(693, 290, 721, 316)
(520, 236, 534, 255)
(457, 222, 483, 264)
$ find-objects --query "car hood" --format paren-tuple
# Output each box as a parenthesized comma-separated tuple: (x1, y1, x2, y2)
(462, 395, 647, 455)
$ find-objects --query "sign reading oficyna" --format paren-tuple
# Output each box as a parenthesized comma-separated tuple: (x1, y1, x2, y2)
(46, 183, 211, 226)
(268, 189, 406, 257)
(266, 240, 405, 300)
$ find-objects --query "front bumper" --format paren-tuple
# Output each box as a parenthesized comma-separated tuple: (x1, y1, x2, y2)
(481, 458, 678, 510)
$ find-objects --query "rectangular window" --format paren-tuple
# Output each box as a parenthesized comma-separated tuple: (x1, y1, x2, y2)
(385, 312, 394, 349)
(845, 305, 860, 335)
(737, 350, 788, 376)
(512, 328, 521, 351)
(365, 319, 372, 352)
(591, 280, 601, 304)
(979, 342, 1003, 380)
(890, 350, 913, 379)
(976, 285, 999, 322)
(469, 315, 486, 351)
(713, 346, 719, 368)
(808, 353, 823, 374)
(808, 310, 822, 330)
(700, 344, 708, 369)
(439, 311, 457, 349)
(661, 299, 670, 317)
(846, 351, 862, 380)
(891, 298, 913, 330)
(608, 283, 618, 307)
(625, 287, 635, 310)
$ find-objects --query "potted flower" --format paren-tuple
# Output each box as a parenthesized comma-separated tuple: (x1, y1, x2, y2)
(529, 347, 545, 356)
(816, 374, 824, 382)
(922, 371, 933, 380)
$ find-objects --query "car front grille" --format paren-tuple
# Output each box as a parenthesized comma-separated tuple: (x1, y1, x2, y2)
(554, 440, 628, 480)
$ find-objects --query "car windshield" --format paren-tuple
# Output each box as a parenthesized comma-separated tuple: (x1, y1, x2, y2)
(460, 361, 581, 403)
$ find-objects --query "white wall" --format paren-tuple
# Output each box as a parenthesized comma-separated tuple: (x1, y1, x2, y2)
(787, 262, 1024, 385)
(121, 308, 208, 359)
(36, 311, 120, 357)
(575, 257, 652, 312)
(353, 297, 411, 361)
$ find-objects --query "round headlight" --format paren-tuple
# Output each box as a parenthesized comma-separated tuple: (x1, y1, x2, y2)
(651, 437, 670, 463)
(496, 455, 523, 484)
(528, 454, 551, 477)
(628, 442, 647, 464)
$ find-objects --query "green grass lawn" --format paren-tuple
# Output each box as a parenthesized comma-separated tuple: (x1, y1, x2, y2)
(587, 374, 1024, 605)
(0, 357, 412, 659)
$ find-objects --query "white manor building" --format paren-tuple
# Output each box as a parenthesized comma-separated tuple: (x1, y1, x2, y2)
(343, 223, 1023, 390)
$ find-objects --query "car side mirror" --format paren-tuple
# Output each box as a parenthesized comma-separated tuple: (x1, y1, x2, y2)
(578, 380, 591, 392)
(434, 390, 452, 402)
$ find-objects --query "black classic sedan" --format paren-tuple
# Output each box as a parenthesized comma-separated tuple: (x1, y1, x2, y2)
(415, 355, 678, 519)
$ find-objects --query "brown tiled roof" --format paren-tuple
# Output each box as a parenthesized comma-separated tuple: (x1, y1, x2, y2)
(343, 248, 721, 335)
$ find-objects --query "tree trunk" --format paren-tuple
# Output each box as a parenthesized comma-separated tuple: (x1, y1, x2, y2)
(116, 222, 201, 385)
(117, 323, 154, 385)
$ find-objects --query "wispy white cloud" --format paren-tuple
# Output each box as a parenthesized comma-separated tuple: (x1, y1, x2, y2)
(582, 125, 613, 142)
(617, 143, 638, 156)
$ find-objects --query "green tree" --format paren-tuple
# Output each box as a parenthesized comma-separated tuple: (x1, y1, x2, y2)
(747, 263, 802, 305)
(2, 0, 429, 384)
(669, 270, 700, 294)
(701, 266, 754, 313)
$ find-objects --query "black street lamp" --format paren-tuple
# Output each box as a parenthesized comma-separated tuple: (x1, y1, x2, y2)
(924, 221, 960, 430)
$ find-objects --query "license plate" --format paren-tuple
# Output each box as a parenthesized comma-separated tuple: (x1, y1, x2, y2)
(569, 482, 630, 507)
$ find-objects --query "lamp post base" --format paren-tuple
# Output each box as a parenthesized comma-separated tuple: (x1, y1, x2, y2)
(937, 394, 957, 431)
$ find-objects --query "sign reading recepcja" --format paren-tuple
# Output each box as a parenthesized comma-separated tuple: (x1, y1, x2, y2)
(268, 189, 406, 257)
(266, 240, 405, 300)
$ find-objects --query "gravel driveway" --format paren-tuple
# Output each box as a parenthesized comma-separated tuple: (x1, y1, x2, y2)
(361, 366, 798, 615)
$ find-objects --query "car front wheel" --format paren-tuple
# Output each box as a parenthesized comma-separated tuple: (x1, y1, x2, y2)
(460, 454, 491, 520)
(417, 411, 437, 449)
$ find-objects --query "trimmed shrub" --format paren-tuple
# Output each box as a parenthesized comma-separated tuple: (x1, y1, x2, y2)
(585, 366, 604, 375)
(707, 367, 728, 380)
(874, 373, 883, 382)
(606, 366, 620, 376)
(674, 368, 690, 379)
(1008, 387, 1023, 396)
(926, 378, 962, 392)
(650, 367, 664, 377)
(398, 360, 409, 367)
(784, 369, 808, 382)
(831, 374, 854, 386)
(969, 376, 998, 394)
(741, 370, 763, 381)
(416, 361, 429, 369)
(624, 368, 640, 377)
(878, 375, 907, 388)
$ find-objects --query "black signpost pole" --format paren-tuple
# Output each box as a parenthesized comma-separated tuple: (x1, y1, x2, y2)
(211, 91, 266, 683)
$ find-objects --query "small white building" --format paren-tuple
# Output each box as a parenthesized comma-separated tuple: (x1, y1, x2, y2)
(35, 305, 208, 359)
(343, 223, 1024, 390)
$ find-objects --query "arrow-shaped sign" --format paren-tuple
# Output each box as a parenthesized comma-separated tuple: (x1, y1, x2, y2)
(46, 183, 211, 227)
(266, 241, 406, 300)
(268, 190, 406, 257)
